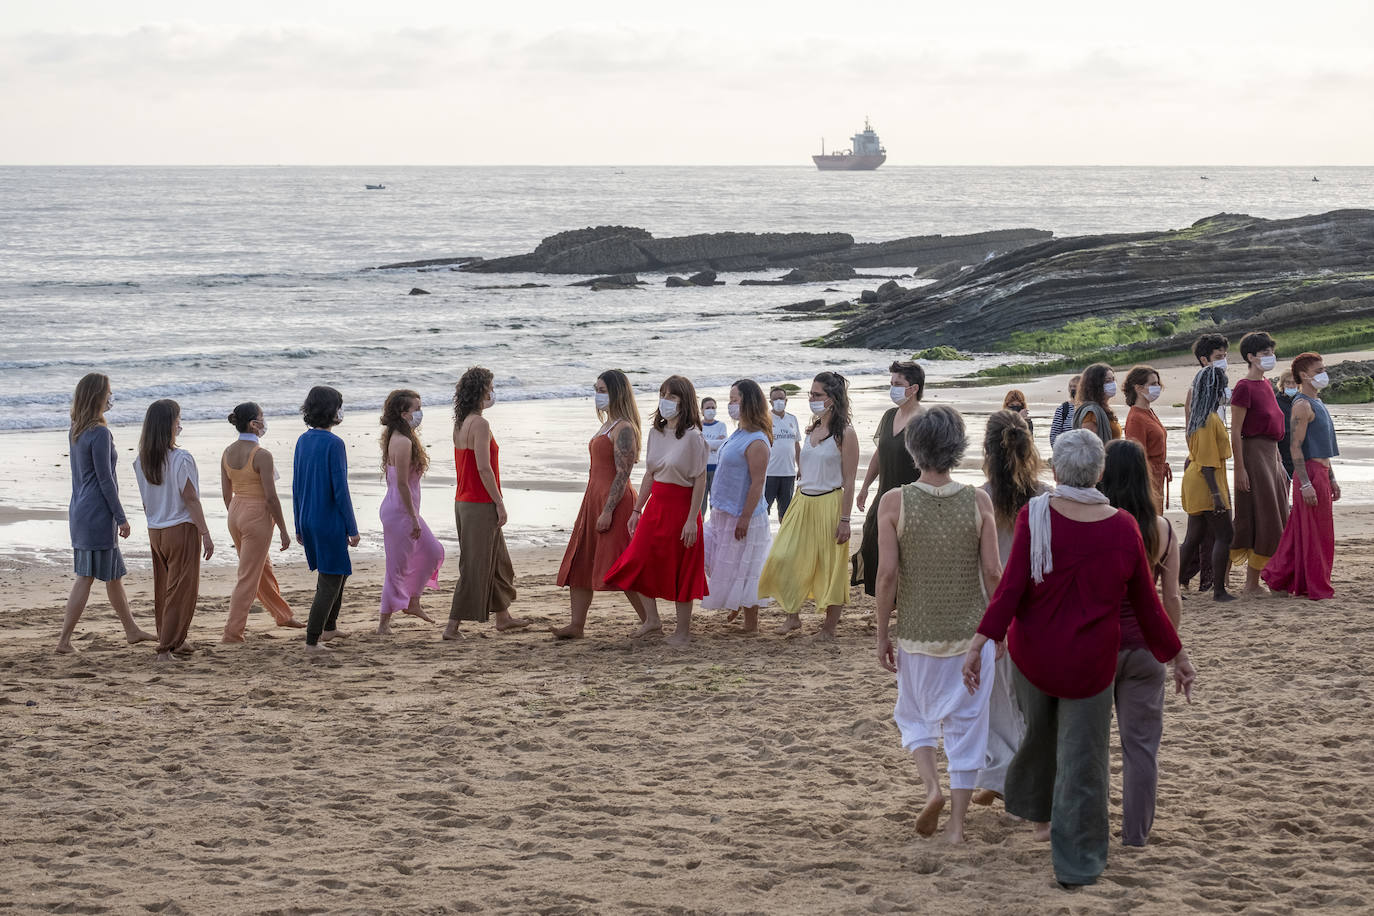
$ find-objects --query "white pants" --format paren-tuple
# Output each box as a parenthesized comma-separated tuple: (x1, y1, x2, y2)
(893, 643, 996, 790)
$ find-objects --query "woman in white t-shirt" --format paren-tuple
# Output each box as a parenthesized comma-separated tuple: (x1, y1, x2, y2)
(133, 399, 214, 661)
(700, 396, 729, 515)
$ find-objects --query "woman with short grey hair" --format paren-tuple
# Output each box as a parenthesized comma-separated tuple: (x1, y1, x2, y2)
(875, 406, 1002, 843)
(964, 428, 1194, 886)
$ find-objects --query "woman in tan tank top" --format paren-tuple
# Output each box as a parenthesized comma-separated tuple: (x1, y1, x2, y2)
(220, 402, 303, 641)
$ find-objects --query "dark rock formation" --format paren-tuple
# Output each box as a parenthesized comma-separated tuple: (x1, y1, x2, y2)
(372, 256, 481, 270)
(740, 264, 858, 287)
(442, 226, 1050, 277)
(688, 270, 719, 287)
(408, 287, 431, 296)
(915, 261, 966, 282)
(666, 276, 691, 288)
(1327, 360, 1374, 403)
(875, 279, 908, 302)
(778, 299, 829, 312)
(821, 210, 1374, 352)
(569, 274, 644, 288)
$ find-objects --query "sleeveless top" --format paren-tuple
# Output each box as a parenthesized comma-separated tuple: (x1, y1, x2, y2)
(799, 433, 843, 495)
(710, 429, 770, 517)
(223, 446, 265, 499)
(873, 407, 920, 495)
(1295, 394, 1339, 460)
(456, 438, 500, 503)
(894, 482, 986, 657)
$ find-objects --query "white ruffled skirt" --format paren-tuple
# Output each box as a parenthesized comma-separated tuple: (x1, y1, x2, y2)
(702, 509, 773, 611)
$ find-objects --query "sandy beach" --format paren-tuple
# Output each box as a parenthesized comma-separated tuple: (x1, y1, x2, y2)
(3, 359, 1374, 913)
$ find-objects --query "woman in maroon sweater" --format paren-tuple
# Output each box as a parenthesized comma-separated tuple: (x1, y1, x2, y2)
(962, 429, 1196, 888)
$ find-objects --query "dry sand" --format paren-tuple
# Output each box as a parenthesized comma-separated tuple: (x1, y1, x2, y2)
(4, 510, 1374, 915)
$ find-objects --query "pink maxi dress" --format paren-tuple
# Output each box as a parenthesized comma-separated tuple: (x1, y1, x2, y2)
(379, 463, 445, 616)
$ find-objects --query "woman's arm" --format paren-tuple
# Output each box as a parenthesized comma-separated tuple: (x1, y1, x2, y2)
(1158, 517, 1182, 627)
(1230, 404, 1249, 492)
(976, 508, 1032, 643)
(856, 447, 880, 510)
(599, 424, 636, 531)
(735, 441, 769, 540)
(470, 419, 507, 527)
(1081, 409, 1099, 435)
(390, 432, 421, 538)
(256, 450, 291, 549)
(874, 488, 902, 673)
(1289, 400, 1315, 506)
(220, 452, 233, 512)
(836, 428, 859, 544)
(974, 489, 1003, 599)
(180, 477, 214, 560)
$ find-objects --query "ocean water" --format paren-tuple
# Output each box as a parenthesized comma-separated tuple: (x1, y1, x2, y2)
(3, 165, 1373, 432)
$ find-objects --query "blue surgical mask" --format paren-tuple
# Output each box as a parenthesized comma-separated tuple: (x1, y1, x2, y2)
(1283, 386, 1299, 397)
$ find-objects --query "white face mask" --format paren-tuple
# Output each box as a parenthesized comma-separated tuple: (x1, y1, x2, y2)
(727, 403, 741, 420)
(889, 385, 908, 405)
(594, 391, 610, 411)
(772, 398, 786, 412)
(1146, 384, 1161, 402)
(1212, 357, 1228, 369)
(658, 398, 679, 419)
(1312, 371, 1330, 390)
(1284, 386, 1299, 397)
(409, 410, 422, 429)
(484, 393, 495, 409)
(1103, 381, 1118, 397)
(809, 399, 827, 415)
(256, 419, 267, 435)
(1259, 354, 1277, 371)
(703, 408, 716, 421)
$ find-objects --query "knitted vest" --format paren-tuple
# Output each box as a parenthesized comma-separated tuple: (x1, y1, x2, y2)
(894, 484, 985, 650)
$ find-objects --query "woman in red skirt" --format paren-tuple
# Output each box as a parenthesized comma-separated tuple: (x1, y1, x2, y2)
(606, 375, 710, 646)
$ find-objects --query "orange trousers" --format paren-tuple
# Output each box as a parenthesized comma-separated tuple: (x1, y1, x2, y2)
(224, 496, 295, 640)
(149, 522, 200, 654)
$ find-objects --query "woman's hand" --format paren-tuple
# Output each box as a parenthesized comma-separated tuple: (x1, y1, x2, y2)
(626, 510, 640, 538)
(1332, 479, 1342, 502)
(1211, 492, 1226, 512)
(835, 519, 851, 544)
(876, 633, 896, 673)
(496, 503, 508, 527)
(734, 515, 749, 541)
(348, 534, 361, 547)
(409, 517, 421, 541)
(118, 522, 131, 539)
(1302, 484, 1318, 508)
(680, 517, 698, 548)
(278, 530, 291, 551)
(200, 531, 214, 561)
(1234, 466, 1250, 493)
(961, 641, 985, 695)
(1172, 649, 1197, 703)
(596, 509, 614, 533)
(856, 485, 869, 512)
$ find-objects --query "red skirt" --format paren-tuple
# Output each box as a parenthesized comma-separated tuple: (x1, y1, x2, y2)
(1261, 461, 1335, 600)
(605, 481, 707, 602)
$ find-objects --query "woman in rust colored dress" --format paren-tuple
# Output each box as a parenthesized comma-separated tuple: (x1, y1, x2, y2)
(1123, 365, 1171, 513)
(551, 369, 650, 639)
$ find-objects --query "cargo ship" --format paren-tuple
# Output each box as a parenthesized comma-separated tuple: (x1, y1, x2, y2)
(812, 119, 886, 171)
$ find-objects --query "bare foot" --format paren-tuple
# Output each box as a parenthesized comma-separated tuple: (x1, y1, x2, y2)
(377, 615, 393, 636)
(55, 641, 76, 655)
(320, 629, 346, 642)
(494, 616, 531, 632)
(125, 629, 157, 645)
(971, 789, 1001, 807)
(630, 620, 663, 639)
(402, 606, 436, 624)
(775, 615, 802, 636)
(1032, 821, 1051, 842)
(726, 608, 741, 623)
(304, 642, 333, 656)
(220, 635, 246, 644)
(155, 651, 175, 663)
(916, 794, 945, 837)
(441, 624, 464, 641)
(943, 825, 966, 845)
(665, 630, 691, 648)
(548, 624, 584, 640)
(171, 644, 194, 657)
(810, 628, 837, 642)
(279, 619, 307, 628)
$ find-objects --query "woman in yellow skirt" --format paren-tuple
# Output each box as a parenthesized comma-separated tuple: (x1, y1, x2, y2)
(758, 371, 860, 637)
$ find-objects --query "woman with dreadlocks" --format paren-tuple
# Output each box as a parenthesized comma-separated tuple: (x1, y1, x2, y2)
(1178, 364, 1236, 601)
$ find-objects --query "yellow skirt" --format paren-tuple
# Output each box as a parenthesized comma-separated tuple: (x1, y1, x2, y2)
(757, 489, 850, 614)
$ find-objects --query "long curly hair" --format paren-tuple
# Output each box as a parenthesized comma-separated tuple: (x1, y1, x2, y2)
(807, 371, 852, 445)
(982, 409, 1044, 528)
(454, 366, 493, 428)
(70, 372, 111, 441)
(1076, 362, 1119, 427)
(380, 388, 428, 474)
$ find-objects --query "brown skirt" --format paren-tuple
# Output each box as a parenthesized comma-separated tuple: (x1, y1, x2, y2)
(1232, 437, 1290, 558)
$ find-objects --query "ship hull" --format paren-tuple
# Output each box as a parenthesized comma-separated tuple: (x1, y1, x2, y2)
(812, 154, 886, 171)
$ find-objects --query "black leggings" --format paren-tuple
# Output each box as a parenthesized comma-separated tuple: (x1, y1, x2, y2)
(306, 573, 347, 645)
(1179, 510, 1233, 597)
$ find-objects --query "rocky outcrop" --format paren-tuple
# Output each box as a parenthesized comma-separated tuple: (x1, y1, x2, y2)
(1327, 360, 1374, 403)
(821, 210, 1374, 352)
(437, 225, 1051, 276)
(569, 274, 644, 291)
(408, 287, 431, 296)
(688, 270, 719, 287)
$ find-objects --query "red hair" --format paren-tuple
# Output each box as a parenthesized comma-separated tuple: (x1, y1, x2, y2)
(1290, 352, 1322, 383)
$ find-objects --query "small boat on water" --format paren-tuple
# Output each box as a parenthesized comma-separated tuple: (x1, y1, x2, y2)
(813, 119, 886, 171)
(365, 184, 386, 190)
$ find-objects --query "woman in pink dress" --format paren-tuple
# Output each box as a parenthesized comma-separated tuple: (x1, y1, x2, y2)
(377, 388, 445, 634)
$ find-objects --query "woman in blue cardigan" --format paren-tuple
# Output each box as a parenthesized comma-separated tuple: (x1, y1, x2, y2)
(293, 386, 360, 654)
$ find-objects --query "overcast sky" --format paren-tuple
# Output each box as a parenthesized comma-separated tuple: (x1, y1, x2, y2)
(3, 0, 1371, 165)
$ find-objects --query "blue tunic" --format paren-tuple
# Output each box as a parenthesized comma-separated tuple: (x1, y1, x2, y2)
(69, 426, 128, 551)
(710, 430, 771, 517)
(292, 428, 359, 575)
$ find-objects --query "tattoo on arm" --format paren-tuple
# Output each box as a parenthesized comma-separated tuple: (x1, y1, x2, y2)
(603, 426, 635, 514)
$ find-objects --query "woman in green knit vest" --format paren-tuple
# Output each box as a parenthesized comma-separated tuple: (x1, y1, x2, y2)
(875, 406, 1003, 844)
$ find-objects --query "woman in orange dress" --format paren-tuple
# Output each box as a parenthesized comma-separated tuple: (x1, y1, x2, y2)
(1122, 365, 1171, 513)
(550, 369, 649, 639)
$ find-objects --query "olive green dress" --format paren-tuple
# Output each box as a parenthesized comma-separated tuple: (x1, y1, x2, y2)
(851, 406, 921, 596)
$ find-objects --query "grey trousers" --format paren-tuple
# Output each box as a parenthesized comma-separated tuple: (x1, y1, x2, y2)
(1114, 648, 1167, 846)
(1006, 665, 1114, 886)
